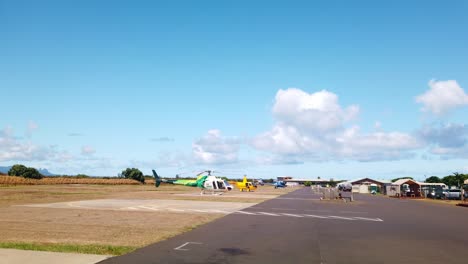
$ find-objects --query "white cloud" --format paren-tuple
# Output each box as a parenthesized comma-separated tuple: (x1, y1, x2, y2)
(419, 123, 468, 158)
(251, 88, 422, 163)
(272, 88, 359, 133)
(334, 126, 422, 161)
(192, 129, 240, 165)
(416, 80, 468, 115)
(0, 127, 56, 161)
(81, 145, 96, 156)
(251, 124, 328, 156)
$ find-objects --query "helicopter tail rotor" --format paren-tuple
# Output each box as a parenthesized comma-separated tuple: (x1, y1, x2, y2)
(152, 170, 162, 188)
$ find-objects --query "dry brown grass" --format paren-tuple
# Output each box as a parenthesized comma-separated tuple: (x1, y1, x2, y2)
(0, 184, 285, 250)
(0, 175, 141, 185)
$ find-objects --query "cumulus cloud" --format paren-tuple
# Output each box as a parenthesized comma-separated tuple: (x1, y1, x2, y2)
(252, 124, 328, 156)
(272, 88, 359, 133)
(419, 123, 468, 158)
(334, 126, 422, 161)
(0, 126, 70, 162)
(81, 145, 96, 156)
(251, 88, 422, 163)
(192, 129, 241, 165)
(416, 80, 468, 115)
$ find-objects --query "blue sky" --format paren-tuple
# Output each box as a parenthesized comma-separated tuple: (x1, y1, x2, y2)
(1, 0, 468, 180)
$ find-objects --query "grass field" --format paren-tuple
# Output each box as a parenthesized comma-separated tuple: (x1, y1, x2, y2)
(0, 183, 293, 255)
(0, 175, 141, 185)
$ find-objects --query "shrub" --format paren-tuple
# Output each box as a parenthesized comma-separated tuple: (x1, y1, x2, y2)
(8, 164, 28, 176)
(8, 164, 43, 179)
(120, 168, 145, 184)
(22, 167, 43, 179)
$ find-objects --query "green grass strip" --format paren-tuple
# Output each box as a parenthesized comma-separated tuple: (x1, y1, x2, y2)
(0, 242, 137, 255)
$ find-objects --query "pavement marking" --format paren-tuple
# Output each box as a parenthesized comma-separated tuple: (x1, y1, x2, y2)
(234, 211, 257, 215)
(174, 242, 203, 251)
(281, 213, 304, 218)
(208, 209, 230, 214)
(138, 206, 160, 211)
(258, 212, 280, 216)
(353, 217, 383, 222)
(191, 209, 211, 213)
(328, 215, 356, 220)
(304, 214, 329, 219)
(58, 202, 385, 222)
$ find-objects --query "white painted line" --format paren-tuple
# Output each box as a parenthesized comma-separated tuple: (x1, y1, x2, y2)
(281, 213, 304, 218)
(125, 207, 139, 210)
(208, 210, 230, 214)
(174, 242, 203, 251)
(192, 209, 211, 213)
(258, 212, 280, 216)
(235, 211, 257, 215)
(304, 214, 329, 219)
(139, 206, 160, 211)
(353, 217, 384, 222)
(328, 216, 356, 220)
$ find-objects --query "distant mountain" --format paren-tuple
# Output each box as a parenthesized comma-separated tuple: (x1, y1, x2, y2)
(38, 168, 56, 176)
(0, 166, 11, 174)
(0, 166, 57, 176)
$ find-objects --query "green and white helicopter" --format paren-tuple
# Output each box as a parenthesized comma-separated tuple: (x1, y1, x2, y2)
(152, 169, 229, 195)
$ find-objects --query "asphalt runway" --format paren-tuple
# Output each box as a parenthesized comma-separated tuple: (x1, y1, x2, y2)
(99, 188, 468, 264)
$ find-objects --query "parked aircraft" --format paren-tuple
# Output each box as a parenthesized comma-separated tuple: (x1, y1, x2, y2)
(254, 179, 265, 186)
(273, 181, 287, 189)
(152, 170, 229, 195)
(234, 175, 257, 192)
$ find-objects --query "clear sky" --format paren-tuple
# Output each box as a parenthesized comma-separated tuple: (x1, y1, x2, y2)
(1, 0, 468, 180)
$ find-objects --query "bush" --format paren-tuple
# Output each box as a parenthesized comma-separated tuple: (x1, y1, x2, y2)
(8, 164, 28, 176)
(304, 181, 312, 186)
(22, 168, 42, 179)
(120, 168, 145, 184)
(8, 164, 43, 179)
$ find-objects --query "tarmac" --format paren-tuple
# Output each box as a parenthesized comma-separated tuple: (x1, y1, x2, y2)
(19, 199, 256, 214)
(0, 248, 110, 264)
(99, 187, 468, 264)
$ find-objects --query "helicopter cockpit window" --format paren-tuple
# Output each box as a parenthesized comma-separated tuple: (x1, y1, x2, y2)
(218, 181, 225, 189)
(212, 181, 217, 189)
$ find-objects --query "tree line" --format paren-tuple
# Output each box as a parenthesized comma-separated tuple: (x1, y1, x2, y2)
(5, 164, 148, 184)
(390, 173, 467, 188)
(425, 172, 468, 188)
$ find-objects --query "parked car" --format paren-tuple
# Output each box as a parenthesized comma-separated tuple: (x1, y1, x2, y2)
(427, 190, 444, 199)
(443, 189, 462, 200)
